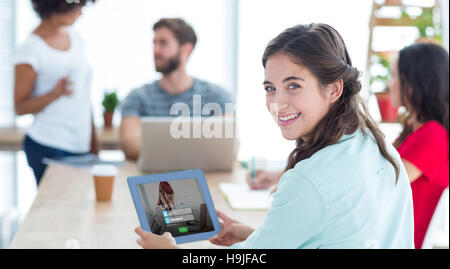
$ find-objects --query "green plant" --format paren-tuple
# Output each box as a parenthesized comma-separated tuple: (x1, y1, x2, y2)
(102, 91, 119, 112)
(401, 7, 443, 44)
(369, 53, 391, 93)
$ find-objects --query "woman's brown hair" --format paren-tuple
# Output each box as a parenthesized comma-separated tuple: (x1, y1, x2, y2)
(393, 42, 449, 148)
(157, 181, 175, 208)
(262, 23, 400, 182)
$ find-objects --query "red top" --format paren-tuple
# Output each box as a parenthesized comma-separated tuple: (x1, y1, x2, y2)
(396, 121, 449, 249)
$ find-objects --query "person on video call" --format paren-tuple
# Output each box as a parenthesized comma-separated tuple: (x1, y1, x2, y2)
(157, 181, 176, 211)
(13, 0, 98, 187)
(119, 18, 233, 160)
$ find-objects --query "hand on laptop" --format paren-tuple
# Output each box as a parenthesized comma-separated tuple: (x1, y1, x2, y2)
(208, 210, 254, 247)
(135, 227, 180, 249)
(246, 170, 282, 190)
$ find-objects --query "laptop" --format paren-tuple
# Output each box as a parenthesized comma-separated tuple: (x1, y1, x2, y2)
(138, 116, 237, 172)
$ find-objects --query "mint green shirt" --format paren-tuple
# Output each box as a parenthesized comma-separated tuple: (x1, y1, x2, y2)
(230, 129, 414, 249)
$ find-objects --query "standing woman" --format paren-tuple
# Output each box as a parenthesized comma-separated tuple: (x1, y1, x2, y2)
(14, 0, 97, 186)
(389, 43, 449, 249)
(134, 24, 415, 249)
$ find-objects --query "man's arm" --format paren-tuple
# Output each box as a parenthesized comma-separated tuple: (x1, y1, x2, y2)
(120, 116, 141, 161)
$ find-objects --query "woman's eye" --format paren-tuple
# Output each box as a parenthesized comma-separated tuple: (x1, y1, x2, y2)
(287, 84, 300, 90)
(264, 86, 275, 92)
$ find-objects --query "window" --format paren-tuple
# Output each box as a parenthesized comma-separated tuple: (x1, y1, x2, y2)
(14, 0, 237, 127)
(0, 0, 15, 127)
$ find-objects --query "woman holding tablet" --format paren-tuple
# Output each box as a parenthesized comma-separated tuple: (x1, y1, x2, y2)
(135, 23, 414, 249)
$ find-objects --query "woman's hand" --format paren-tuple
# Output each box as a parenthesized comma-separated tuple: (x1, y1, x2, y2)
(208, 210, 254, 247)
(49, 77, 73, 100)
(14, 66, 72, 115)
(134, 227, 180, 249)
(246, 170, 281, 190)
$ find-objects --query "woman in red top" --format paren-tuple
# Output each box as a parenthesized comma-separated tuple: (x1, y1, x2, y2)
(389, 42, 449, 249)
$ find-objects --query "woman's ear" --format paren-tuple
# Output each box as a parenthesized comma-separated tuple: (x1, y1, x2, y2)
(327, 79, 343, 104)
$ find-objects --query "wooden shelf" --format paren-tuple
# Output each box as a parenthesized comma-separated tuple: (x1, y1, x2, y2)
(369, 50, 398, 61)
(372, 50, 398, 55)
(372, 17, 417, 27)
(365, 0, 440, 97)
(375, 2, 435, 9)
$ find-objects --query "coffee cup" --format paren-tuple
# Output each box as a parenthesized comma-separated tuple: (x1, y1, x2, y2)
(91, 165, 117, 202)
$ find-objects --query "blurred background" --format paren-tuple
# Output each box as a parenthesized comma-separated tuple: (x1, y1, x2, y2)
(0, 0, 448, 249)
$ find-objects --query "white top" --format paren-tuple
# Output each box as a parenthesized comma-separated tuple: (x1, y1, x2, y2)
(14, 28, 92, 153)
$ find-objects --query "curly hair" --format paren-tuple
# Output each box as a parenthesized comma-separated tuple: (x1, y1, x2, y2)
(31, 0, 96, 19)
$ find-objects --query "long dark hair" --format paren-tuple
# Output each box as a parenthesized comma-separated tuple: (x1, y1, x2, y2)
(394, 42, 449, 148)
(262, 23, 400, 182)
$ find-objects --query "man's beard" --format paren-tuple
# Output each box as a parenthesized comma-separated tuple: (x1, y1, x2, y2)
(155, 52, 181, 75)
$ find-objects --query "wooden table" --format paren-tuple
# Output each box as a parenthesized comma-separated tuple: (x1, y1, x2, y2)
(9, 162, 267, 249)
(0, 127, 120, 151)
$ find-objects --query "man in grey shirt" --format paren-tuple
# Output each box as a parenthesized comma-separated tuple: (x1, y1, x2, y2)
(120, 18, 233, 160)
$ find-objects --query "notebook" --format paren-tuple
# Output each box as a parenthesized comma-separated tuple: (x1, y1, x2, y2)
(218, 182, 273, 211)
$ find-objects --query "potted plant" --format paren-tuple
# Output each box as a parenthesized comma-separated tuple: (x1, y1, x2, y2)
(102, 90, 119, 128)
(402, 7, 443, 44)
(370, 52, 399, 123)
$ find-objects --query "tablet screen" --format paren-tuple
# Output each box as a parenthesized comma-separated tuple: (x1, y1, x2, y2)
(137, 178, 214, 237)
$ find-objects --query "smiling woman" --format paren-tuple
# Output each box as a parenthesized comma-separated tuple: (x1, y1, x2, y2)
(261, 24, 402, 177)
(263, 61, 337, 141)
(222, 23, 414, 248)
(136, 23, 416, 249)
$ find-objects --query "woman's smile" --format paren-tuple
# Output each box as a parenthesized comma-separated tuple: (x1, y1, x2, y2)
(278, 112, 301, 127)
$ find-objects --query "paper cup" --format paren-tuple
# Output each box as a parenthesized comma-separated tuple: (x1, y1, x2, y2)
(91, 165, 117, 202)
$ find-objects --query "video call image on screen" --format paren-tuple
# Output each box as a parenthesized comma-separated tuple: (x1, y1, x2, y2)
(137, 178, 214, 237)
